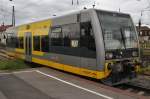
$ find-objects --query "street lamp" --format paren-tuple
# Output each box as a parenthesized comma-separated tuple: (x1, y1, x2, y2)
(9, 0, 15, 26)
(136, 0, 150, 34)
(139, 9, 150, 26)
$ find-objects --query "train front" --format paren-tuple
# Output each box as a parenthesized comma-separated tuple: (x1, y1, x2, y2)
(97, 11, 140, 85)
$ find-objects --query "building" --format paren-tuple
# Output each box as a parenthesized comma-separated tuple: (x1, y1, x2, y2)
(137, 25, 150, 57)
(138, 26, 150, 38)
(136, 25, 150, 41)
(0, 24, 12, 32)
(0, 24, 12, 45)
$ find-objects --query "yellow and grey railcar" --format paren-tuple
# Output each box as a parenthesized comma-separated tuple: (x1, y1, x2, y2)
(5, 9, 140, 85)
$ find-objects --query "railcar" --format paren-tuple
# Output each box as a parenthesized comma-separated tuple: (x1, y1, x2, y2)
(5, 9, 141, 85)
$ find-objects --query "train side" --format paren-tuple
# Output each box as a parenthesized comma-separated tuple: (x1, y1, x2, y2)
(5, 9, 110, 80)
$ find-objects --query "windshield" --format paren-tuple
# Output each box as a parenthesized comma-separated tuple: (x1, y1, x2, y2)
(97, 11, 138, 51)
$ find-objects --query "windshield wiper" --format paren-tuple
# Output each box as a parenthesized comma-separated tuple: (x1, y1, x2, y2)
(120, 28, 126, 49)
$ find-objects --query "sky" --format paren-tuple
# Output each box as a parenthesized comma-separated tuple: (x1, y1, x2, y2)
(0, 0, 150, 26)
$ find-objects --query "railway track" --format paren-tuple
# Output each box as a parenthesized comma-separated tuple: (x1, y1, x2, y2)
(116, 84, 150, 97)
(0, 47, 14, 60)
(115, 75, 150, 97)
(142, 71, 150, 76)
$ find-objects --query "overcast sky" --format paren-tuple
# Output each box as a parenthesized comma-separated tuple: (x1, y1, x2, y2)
(0, 0, 150, 26)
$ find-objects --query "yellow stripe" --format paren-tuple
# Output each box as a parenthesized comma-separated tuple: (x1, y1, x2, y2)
(15, 53, 25, 59)
(32, 51, 44, 56)
(6, 50, 111, 79)
(15, 48, 24, 53)
(32, 57, 110, 79)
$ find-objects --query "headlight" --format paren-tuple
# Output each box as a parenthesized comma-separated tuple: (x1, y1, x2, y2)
(132, 51, 138, 57)
(105, 53, 113, 59)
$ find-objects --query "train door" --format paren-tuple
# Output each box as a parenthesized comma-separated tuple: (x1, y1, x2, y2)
(80, 12, 97, 70)
(25, 32, 32, 62)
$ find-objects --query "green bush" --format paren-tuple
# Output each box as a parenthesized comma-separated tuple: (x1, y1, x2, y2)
(0, 59, 29, 70)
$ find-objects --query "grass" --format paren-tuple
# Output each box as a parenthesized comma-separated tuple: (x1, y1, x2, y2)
(0, 59, 30, 70)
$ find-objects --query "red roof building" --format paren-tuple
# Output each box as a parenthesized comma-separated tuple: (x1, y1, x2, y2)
(136, 26, 150, 36)
(0, 25, 12, 32)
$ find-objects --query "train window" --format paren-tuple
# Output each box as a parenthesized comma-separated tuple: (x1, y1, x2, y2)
(15, 37, 19, 48)
(49, 24, 80, 56)
(51, 27, 63, 46)
(9, 37, 18, 48)
(19, 37, 24, 48)
(62, 25, 71, 47)
(6, 37, 11, 47)
(62, 23, 80, 47)
(80, 22, 96, 58)
(6, 37, 10, 47)
(33, 36, 40, 51)
(6, 34, 17, 48)
(41, 35, 49, 52)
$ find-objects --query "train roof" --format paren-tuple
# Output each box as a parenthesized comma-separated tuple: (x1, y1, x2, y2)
(7, 8, 130, 30)
(49, 8, 130, 19)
